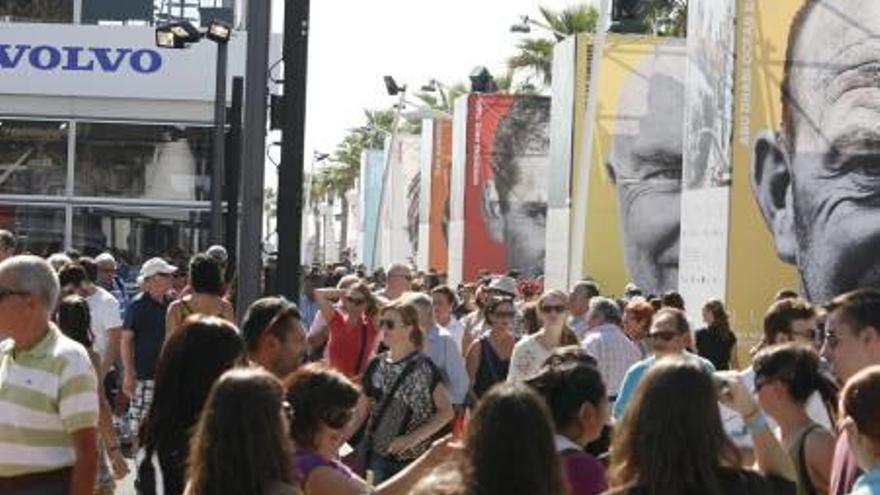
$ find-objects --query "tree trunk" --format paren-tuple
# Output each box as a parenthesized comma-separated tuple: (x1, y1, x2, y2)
(339, 193, 349, 262)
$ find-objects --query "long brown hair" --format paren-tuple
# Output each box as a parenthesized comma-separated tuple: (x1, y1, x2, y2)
(186, 368, 296, 494)
(538, 289, 579, 346)
(703, 299, 734, 342)
(610, 357, 740, 495)
(380, 299, 423, 349)
(463, 382, 567, 495)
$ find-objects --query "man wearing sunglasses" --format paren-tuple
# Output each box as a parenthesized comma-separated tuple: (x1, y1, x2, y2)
(822, 289, 880, 495)
(0, 256, 99, 494)
(612, 307, 715, 420)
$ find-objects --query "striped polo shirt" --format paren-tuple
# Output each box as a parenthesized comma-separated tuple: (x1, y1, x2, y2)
(0, 324, 99, 477)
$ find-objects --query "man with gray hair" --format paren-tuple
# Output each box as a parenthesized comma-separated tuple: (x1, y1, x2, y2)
(569, 280, 601, 340)
(376, 262, 412, 303)
(582, 296, 641, 400)
(0, 255, 99, 493)
(404, 292, 469, 407)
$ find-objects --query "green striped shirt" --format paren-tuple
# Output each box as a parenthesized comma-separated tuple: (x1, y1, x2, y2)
(0, 324, 99, 477)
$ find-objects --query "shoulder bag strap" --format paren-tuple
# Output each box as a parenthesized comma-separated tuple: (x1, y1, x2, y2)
(353, 321, 369, 375)
(797, 424, 823, 495)
(366, 355, 421, 436)
(480, 338, 502, 383)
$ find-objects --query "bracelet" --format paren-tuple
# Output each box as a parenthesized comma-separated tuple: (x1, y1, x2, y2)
(746, 410, 769, 435)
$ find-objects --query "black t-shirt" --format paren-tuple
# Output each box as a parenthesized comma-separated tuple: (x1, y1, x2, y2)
(124, 292, 170, 380)
(696, 325, 738, 371)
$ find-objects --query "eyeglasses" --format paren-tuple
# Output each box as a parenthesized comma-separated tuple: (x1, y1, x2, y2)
(540, 305, 567, 314)
(345, 296, 366, 305)
(649, 331, 678, 342)
(790, 328, 818, 341)
(378, 318, 399, 329)
(0, 287, 29, 302)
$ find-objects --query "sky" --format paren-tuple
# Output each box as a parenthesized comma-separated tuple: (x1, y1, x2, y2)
(268, 0, 594, 171)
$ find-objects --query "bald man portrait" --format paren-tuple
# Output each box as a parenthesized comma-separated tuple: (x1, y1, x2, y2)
(605, 41, 686, 295)
(751, 0, 880, 302)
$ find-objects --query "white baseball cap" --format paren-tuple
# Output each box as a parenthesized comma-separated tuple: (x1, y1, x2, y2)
(138, 257, 177, 284)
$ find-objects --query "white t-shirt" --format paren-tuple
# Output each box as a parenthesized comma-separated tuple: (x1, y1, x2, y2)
(87, 286, 123, 358)
(438, 317, 465, 350)
(507, 333, 552, 383)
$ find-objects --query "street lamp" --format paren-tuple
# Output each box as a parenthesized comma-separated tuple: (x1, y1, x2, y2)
(509, 15, 567, 41)
(155, 18, 231, 246)
(420, 78, 449, 110)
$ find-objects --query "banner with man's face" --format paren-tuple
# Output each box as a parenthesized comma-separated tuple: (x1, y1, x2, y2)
(456, 94, 550, 281)
(578, 36, 686, 297)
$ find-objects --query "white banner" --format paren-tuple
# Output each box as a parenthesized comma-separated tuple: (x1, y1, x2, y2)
(0, 23, 248, 102)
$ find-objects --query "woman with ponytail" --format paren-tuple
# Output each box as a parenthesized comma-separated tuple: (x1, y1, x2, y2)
(753, 343, 838, 495)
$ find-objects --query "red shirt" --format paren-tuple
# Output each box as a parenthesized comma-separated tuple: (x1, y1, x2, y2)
(327, 310, 378, 379)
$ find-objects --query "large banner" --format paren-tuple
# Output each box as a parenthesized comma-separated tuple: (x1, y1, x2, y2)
(451, 94, 551, 282)
(359, 149, 385, 268)
(376, 134, 420, 269)
(679, 0, 737, 325)
(418, 118, 453, 273)
(578, 36, 686, 297)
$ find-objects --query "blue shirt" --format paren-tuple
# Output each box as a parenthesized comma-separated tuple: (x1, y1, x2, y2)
(852, 467, 880, 495)
(299, 295, 319, 329)
(425, 324, 470, 406)
(612, 352, 716, 420)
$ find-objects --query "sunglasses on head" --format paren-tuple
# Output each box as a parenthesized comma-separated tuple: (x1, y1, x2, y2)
(261, 303, 296, 340)
(541, 304, 567, 314)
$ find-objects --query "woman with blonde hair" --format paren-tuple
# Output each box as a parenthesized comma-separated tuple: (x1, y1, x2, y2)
(507, 290, 579, 383)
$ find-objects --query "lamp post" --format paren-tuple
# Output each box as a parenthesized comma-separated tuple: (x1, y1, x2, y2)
(509, 15, 568, 41)
(155, 19, 232, 245)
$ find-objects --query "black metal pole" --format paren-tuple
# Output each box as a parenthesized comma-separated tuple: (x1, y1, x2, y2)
(236, 0, 272, 318)
(277, 0, 310, 300)
(210, 41, 228, 245)
(224, 76, 244, 270)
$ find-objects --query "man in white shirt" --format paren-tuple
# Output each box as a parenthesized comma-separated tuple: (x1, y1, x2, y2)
(431, 285, 465, 351)
(59, 260, 123, 378)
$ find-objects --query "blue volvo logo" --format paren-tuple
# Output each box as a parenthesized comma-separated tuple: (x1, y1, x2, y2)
(0, 44, 163, 73)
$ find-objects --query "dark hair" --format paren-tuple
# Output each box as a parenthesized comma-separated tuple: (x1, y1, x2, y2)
(463, 382, 566, 495)
(655, 307, 690, 335)
(78, 257, 98, 283)
(58, 263, 87, 288)
(753, 343, 838, 410)
(841, 365, 880, 444)
(660, 291, 685, 311)
(241, 297, 301, 353)
(380, 299, 423, 349)
(57, 295, 94, 349)
(538, 289, 579, 345)
(484, 297, 514, 327)
(764, 297, 816, 344)
(189, 253, 224, 295)
(490, 96, 550, 212)
(528, 362, 606, 432)
(703, 299, 735, 343)
(543, 345, 598, 369)
(572, 280, 601, 299)
(522, 302, 541, 335)
(824, 289, 880, 338)
(284, 363, 360, 451)
(610, 357, 740, 495)
(780, 0, 820, 155)
(139, 316, 244, 460)
(432, 285, 458, 307)
(774, 289, 800, 301)
(186, 368, 295, 494)
(0, 230, 16, 251)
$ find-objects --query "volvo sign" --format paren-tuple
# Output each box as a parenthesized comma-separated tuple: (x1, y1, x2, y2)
(0, 45, 163, 73)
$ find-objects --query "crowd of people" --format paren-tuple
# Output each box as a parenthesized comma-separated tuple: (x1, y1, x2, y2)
(0, 228, 879, 495)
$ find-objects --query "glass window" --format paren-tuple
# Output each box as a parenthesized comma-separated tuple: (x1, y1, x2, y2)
(72, 206, 207, 282)
(81, 0, 152, 24)
(0, 0, 73, 23)
(0, 120, 69, 196)
(0, 204, 65, 256)
(75, 123, 212, 201)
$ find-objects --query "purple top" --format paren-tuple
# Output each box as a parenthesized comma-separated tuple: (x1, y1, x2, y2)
(562, 451, 608, 495)
(295, 451, 356, 487)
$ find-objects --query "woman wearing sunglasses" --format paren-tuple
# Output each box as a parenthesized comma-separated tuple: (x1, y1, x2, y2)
(315, 282, 379, 379)
(465, 297, 518, 402)
(361, 299, 454, 484)
(507, 290, 580, 383)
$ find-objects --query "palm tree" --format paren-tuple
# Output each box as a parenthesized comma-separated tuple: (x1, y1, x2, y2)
(644, 0, 688, 37)
(507, 4, 600, 85)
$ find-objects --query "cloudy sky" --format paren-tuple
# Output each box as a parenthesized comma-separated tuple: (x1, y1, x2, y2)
(268, 0, 594, 172)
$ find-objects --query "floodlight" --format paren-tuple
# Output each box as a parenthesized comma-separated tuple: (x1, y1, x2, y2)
(510, 15, 532, 33)
(155, 25, 183, 48)
(469, 66, 498, 93)
(384, 76, 405, 96)
(206, 20, 232, 43)
(168, 20, 201, 43)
